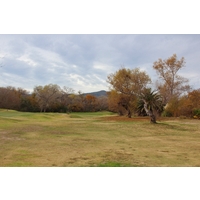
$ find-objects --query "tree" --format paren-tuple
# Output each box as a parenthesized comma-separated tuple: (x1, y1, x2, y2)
(20, 93, 40, 112)
(33, 84, 61, 112)
(84, 94, 97, 111)
(68, 92, 84, 112)
(0, 86, 22, 110)
(107, 90, 126, 115)
(162, 89, 200, 118)
(137, 88, 164, 123)
(153, 54, 191, 104)
(96, 95, 108, 111)
(107, 67, 151, 118)
(58, 86, 75, 112)
(180, 89, 200, 118)
(187, 89, 200, 109)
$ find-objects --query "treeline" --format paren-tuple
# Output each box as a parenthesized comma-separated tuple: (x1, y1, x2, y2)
(0, 84, 199, 119)
(162, 89, 200, 118)
(0, 85, 108, 112)
(107, 87, 200, 119)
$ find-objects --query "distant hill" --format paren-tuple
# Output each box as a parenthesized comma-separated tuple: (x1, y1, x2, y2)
(84, 90, 107, 97)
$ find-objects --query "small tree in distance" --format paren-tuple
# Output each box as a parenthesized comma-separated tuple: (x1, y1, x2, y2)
(33, 84, 61, 112)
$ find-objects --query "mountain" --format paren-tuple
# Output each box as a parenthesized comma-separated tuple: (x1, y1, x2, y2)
(84, 90, 107, 97)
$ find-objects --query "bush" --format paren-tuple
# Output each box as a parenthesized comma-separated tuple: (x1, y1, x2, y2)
(179, 115, 187, 119)
(161, 110, 173, 117)
(193, 109, 200, 119)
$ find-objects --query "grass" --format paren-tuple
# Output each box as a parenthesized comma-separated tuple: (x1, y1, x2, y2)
(0, 109, 200, 167)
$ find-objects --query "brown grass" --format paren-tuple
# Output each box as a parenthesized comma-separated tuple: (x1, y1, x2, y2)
(0, 110, 200, 167)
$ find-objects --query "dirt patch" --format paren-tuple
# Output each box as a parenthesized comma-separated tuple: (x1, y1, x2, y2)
(0, 131, 25, 141)
(100, 116, 150, 122)
(99, 116, 176, 122)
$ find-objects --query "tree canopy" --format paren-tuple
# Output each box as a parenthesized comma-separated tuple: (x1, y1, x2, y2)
(137, 88, 164, 123)
(107, 67, 151, 117)
(153, 54, 191, 104)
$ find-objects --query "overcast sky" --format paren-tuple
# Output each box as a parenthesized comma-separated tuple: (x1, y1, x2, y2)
(0, 34, 200, 93)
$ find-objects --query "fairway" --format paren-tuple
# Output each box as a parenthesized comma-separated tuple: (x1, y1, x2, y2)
(0, 109, 200, 167)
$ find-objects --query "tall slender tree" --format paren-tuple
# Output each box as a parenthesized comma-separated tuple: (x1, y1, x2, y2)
(153, 54, 191, 104)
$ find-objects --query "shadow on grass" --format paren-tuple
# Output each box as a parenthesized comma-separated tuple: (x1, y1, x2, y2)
(7, 162, 33, 167)
(94, 161, 141, 167)
(156, 122, 191, 132)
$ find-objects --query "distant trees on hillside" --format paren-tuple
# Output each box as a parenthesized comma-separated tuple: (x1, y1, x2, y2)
(0, 84, 108, 112)
(0, 87, 28, 110)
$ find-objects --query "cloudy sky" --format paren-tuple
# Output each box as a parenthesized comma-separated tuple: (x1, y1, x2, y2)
(0, 34, 200, 93)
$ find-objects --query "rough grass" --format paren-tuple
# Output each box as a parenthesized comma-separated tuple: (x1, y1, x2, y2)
(0, 109, 200, 167)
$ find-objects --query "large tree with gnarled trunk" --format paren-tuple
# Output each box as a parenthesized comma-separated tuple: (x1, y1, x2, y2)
(107, 67, 151, 118)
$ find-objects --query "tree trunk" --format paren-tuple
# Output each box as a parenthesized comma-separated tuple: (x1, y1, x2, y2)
(127, 109, 132, 118)
(142, 99, 157, 123)
(123, 104, 132, 118)
(118, 110, 123, 116)
(150, 113, 156, 123)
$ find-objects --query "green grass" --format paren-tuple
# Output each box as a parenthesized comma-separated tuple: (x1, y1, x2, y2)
(0, 109, 200, 167)
(96, 161, 132, 167)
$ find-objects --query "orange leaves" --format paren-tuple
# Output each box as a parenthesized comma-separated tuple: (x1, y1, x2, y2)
(107, 67, 151, 96)
(85, 94, 97, 102)
(107, 67, 151, 117)
(188, 89, 200, 109)
(153, 54, 190, 104)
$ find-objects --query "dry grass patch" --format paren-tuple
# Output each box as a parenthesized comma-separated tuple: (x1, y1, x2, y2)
(0, 110, 200, 166)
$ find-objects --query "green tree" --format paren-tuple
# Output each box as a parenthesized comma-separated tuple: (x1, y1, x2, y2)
(20, 93, 40, 112)
(138, 88, 164, 123)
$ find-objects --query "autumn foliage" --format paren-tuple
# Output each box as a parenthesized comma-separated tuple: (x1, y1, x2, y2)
(0, 85, 108, 112)
(164, 89, 200, 118)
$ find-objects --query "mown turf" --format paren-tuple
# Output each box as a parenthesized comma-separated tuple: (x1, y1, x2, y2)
(0, 109, 200, 167)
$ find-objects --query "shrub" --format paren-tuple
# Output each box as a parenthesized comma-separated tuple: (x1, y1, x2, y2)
(179, 115, 187, 119)
(193, 109, 200, 119)
(161, 110, 173, 117)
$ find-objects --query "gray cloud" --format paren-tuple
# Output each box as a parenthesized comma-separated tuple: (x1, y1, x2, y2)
(0, 34, 200, 93)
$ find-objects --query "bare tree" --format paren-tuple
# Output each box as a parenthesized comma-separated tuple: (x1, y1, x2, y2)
(33, 84, 61, 112)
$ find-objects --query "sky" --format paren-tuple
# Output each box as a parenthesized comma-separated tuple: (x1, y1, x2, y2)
(0, 34, 200, 93)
